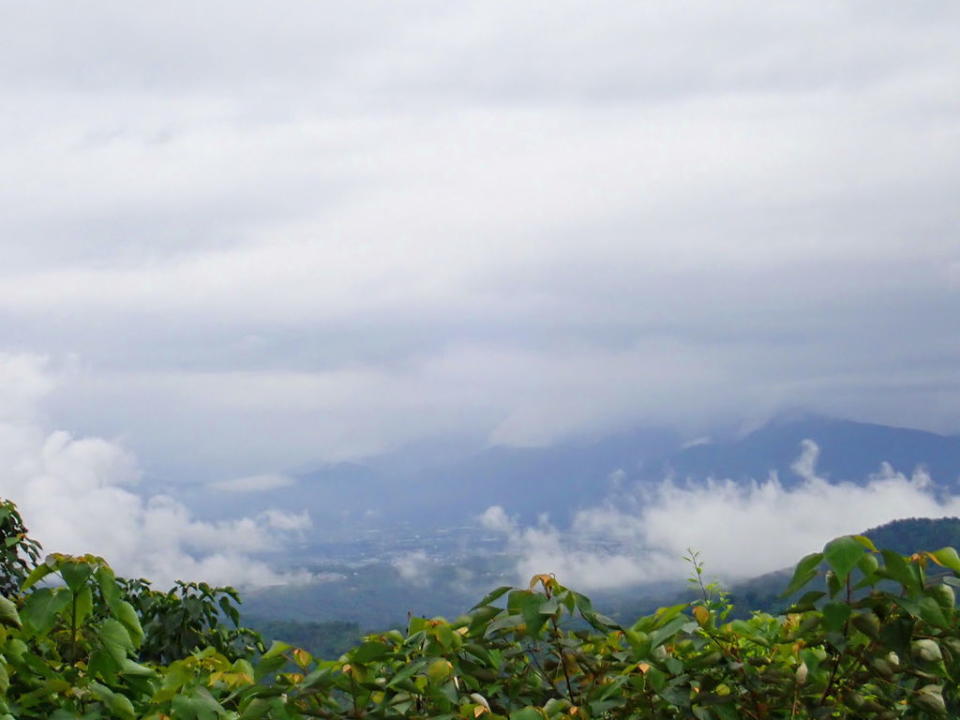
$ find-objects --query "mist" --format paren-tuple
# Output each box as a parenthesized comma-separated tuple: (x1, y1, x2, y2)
(0, 353, 312, 588)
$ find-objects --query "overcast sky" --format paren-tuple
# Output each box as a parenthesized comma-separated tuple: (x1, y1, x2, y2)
(2, 1, 959, 488)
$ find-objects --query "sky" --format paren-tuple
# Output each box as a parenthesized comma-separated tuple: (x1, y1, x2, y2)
(1, 3, 959, 579)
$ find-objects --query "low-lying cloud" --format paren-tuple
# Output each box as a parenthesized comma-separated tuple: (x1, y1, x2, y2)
(482, 439, 960, 590)
(208, 473, 296, 493)
(0, 353, 312, 588)
(392, 550, 432, 586)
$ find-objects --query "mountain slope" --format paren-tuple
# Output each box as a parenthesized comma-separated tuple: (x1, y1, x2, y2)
(195, 414, 960, 539)
(665, 415, 960, 487)
(726, 516, 960, 614)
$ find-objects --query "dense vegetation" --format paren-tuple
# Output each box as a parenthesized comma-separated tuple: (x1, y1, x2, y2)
(864, 518, 960, 557)
(247, 618, 360, 662)
(2, 500, 960, 717)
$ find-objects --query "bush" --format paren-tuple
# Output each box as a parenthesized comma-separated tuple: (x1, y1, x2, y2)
(1, 499, 959, 718)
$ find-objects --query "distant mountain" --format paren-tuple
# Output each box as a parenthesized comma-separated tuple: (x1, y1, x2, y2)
(403, 426, 682, 523)
(666, 415, 960, 487)
(195, 414, 960, 538)
(195, 426, 685, 534)
(389, 415, 960, 522)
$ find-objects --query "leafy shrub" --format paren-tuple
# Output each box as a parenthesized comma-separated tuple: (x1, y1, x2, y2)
(117, 578, 264, 664)
(1, 499, 960, 717)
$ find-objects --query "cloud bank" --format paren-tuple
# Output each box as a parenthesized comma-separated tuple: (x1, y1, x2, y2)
(0, 2, 956, 483)
(208, 473, 296, 494)
(482, 440, 960, 590)
(0, 353, 311, 588)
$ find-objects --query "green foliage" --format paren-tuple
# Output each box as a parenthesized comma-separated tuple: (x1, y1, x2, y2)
(730, 517, 960, 616)
(117, 577, 265, 664)
(4, 498, 960, 717)
(0, 500, 42, 597)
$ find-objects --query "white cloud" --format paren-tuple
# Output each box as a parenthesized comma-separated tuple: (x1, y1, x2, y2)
(0, 354, 312, 588)
(0, 354, 57, 422)
(479, 505, 514, 534)
(483, 440, 960, 590)
(260, 508, 311, 533)
(392, 550, 432, 586)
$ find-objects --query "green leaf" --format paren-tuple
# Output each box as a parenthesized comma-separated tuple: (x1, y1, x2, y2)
(879, 549, 921, 593)
(822, 602, 851, 633)
(510, 708, 543, 720)
(786, 591, 825, 612)
(851, 611, 880, 639)
(254, 655, 288, 682)
(21, 563, 55, 591)
(649, 615, 689, 649)
(120, 658, 158, 677)
(74, 585, 93, 628)
(171, 687, 225, 720)
(781, 552, 823, 597)
(218, 595, 240, 626)
(826, 570, 843, 598)
(729, 620, 770, 647)
(508, 590, 548, 636)
(239, 698, 274, 720)
(88, 647, 122, 683)
(106, 692, 136, 720)
(823, 536, 865, 584)
(113, 600, 144, 647)
(880, 616, 915, 656)
(351, 641, 390, 663)
(0, 596, 21, 629)
(49, 711, 81, 720)
(95, 565, 120, 611)
(262, 640, 291, 660)
(386, 659, 427, 688)
(89, 681, 136, 720)
(21, 587, 72, 635)
(60, 561, 94, 593)
(98, 618, 135, 663)
(911, 596, 950, 629)
(930, 547, 960, 575)
(582, 609, 619, 630)
(623, 628, 650, 654)
(856, 552, 879, 580)
(471, 586, 511, 609)
(652, 602, 689, 626)
(484, 613, 525, 637)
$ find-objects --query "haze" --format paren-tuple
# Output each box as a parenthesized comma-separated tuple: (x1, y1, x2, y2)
(1, 2, 959, 586)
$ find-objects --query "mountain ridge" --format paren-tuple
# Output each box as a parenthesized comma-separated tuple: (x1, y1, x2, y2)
(193, 414, 960, 540)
